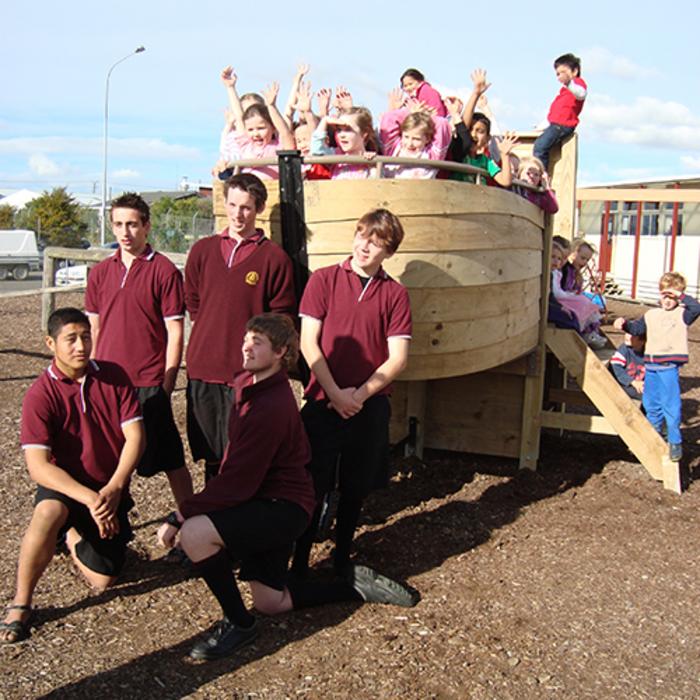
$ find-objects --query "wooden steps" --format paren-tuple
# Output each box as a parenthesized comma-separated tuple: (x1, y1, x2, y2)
(544, 328, 681, 493)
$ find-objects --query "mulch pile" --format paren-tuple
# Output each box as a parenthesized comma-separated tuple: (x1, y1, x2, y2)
(1, 294, 699, 699)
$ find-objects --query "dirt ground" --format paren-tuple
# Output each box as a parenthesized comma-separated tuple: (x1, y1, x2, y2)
(1, 294, 699, 700)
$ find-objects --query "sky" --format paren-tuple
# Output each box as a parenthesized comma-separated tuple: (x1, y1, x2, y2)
(2, 0, 699, 196)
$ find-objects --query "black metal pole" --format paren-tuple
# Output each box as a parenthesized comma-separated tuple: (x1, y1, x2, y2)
(277, 150, 308, 301)
(277, 150, 310, 384)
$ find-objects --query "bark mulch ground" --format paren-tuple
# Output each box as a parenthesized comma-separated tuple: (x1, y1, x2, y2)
(1, 295, 699, 699)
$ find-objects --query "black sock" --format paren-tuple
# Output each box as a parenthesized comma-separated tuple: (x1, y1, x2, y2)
(287, 577, 362, 609)
(334, 494, 363, 571)
(193, 549, 255, 628)
(204, 461, 220, 483)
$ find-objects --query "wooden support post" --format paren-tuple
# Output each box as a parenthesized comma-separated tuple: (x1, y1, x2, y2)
(405, 380, 427, 459)
(41, 251, 57, 330)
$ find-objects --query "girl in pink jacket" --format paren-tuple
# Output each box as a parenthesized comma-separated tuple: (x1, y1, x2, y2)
(399, 68, 447, 117)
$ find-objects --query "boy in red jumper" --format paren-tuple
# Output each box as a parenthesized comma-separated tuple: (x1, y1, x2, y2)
(158, 314, 417, 660)
(1, 308, 144, 643)
(290, 209, 412, 578)
(533, 53, 587, 170)
(184, 174, 296, 481)
(86, 193, 192, 508)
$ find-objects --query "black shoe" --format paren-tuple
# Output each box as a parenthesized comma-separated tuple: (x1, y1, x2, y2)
(189, 618, 257, 660)
(349, 565, 420, 607)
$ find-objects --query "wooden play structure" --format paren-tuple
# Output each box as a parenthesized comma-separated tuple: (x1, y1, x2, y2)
(208, 133, 681, 493)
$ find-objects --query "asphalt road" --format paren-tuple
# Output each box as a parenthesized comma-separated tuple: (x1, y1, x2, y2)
(0, 271, 43, 293)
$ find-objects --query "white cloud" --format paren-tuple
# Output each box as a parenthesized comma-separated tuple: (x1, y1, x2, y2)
(582, 94, 700, 150)
(680, 155, 700, 170)
(28, 154, 61, 176)
(581, 46, 661, 80)
(0, 137, 200, 159)
(113, 168, 141, 179)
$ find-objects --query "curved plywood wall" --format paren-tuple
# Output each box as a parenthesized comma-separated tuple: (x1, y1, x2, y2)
(213, 177, 545, 381)
(302, 179, 544, 380)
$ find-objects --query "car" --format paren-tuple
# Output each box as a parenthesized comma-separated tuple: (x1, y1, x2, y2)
(55, 264, 88, 286)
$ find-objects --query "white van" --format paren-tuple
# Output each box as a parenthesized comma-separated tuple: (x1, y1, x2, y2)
(0, 230, 41, 280)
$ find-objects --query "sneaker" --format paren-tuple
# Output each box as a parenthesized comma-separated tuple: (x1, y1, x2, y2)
(669, 443, 683, 462)
(585, 331, 607, 350)
(189, 618, 257, 660)
(349, 565, 420, 607)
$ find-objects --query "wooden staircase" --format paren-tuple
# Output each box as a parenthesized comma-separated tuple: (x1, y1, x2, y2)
(543, 328, 681, 493)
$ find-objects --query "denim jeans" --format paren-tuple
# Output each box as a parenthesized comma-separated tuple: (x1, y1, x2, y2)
(643, 364, 682, 445)
(533, 123, 575, 169)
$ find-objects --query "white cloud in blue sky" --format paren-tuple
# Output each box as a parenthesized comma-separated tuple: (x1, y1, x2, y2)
(2, 0, 699, 193)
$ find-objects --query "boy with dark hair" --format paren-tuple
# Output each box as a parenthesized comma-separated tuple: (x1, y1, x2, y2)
(610, 333, 646, 401)
(85, 192, 192, 508)
(184, 173, 296, 482)
(1, 308, 144, 643)
(290, 208, 412, 578)
(614, 272, 700, 461)
(534, 53, 587, 169)
(158, 313, 417, 661)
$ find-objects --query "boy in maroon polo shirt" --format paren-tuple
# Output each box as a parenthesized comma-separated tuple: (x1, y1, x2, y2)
(85, 193, 192, 509)
(290, 208, 412, 578)
(158, 314, 417, 660)
(1, 308, 144, 644)
(185, 173, 295, 482)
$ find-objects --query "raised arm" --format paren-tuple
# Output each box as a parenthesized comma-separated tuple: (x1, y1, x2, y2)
(493, 132, 518, 188)
(462, 68, 492, 128)
(567, 76, 587, 101)
(283, 63, 310, 129)
(221, 66, 244, 131)
(295, 80, 319, 129)
(261, 82, 296, 150)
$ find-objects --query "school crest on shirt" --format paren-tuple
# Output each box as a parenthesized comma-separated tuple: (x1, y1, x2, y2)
(245, 271, 260, 286)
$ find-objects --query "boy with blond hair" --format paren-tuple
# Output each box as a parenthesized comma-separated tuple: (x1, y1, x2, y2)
(614, 272, 700, 461)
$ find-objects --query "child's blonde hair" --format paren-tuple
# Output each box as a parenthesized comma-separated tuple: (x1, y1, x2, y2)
(659, 271, 687, 292)
(400, 112, 435, 143)
(518, 156, 545, 179)
(552, 235, 570, 254)
(571, 238, 596, 256)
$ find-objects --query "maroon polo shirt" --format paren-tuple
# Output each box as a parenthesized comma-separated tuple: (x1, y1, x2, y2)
(300, 257, 412, 401)
(180, 370, 314, 519)
(185, 233, 296, 384)
(20, 360, 142, 490)
(219, 227, 265, 268)
(85, 245, 185, 387)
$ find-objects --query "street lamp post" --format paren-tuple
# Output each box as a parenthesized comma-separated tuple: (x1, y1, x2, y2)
(100, 46, 145, 246)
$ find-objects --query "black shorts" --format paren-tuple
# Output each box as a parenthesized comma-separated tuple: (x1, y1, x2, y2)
(207, 499, 309, 590)
(301, 394, 391, 500)
(135, 385, 185, 477)
(35, 486, 134, 576)
(186, 379, 234, 464)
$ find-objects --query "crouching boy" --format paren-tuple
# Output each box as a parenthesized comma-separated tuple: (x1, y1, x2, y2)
(614, 272, 700, 461)
(1, 308, 144, 643)
(157, 314, 417, 661)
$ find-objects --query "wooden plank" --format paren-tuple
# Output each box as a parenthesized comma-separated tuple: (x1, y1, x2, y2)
(577, 188, 700, 204)
(305, 215, 543, 255)
(407, 278, 541, 323)
(402, 324, 539, 381)
(540, 411, 616, 435)
(550, 133, 577, 239)
(545, 327, 670, 483)
(424, 373, 524, 458)
(547, 387, 596, 408)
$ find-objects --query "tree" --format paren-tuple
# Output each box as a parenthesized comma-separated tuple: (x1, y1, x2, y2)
(17, 188, 87, 247)
(0, 204, 15, 229)
(150, 195, 214, 253)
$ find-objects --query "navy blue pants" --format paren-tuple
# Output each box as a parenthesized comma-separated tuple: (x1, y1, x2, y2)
(534, 124, 575, 169)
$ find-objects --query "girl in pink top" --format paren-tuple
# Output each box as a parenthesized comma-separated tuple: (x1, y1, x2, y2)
(379, 90, 451, 179)
(516, 156, 559, 214)
(216, 71, 295, 181)
(310, 107, 380, 180)
(400, 68, 447, 117)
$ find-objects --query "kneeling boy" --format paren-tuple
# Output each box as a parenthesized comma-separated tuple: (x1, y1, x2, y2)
(158, 314, 417, 661)
(1, 308, 144, 643)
